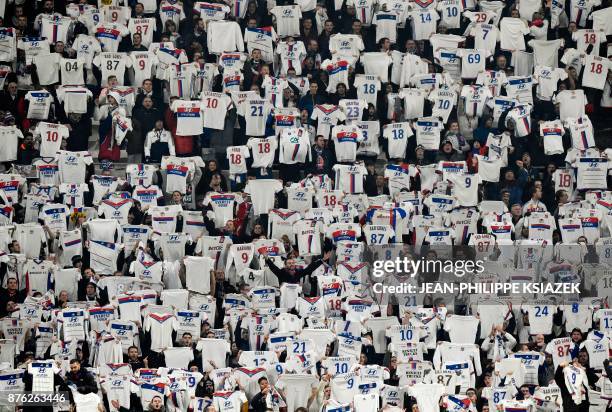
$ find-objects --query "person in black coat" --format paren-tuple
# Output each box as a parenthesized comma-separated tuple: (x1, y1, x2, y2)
(181, 18, 207, 52)
(263, 255, 326, 285)
(131, 97, 163, 159)
(126, 32, 148, 52)
(317, 19, 334, 61)
(365, 174, 390, 196)
(250, 377, 272, 412)
(365, 166, 390, 196)
(16, 132, 39, 165)
(263, 251, 331, 296)
(604, 359, 612, 383)
(0, 276, 26, 317)
(298, 83, 327, 117)
(65, 359, 98, 394)
(241, 50, 265, 91)
(127, 117, 144, 163)
(0, 81, 24, 122)
(62, 102, 95, 152)
(310, 134, 335, 176)
(134, 79, 164, 110)
(125, 345, 146, 372)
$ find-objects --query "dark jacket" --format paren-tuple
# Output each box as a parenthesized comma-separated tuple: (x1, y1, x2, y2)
(317, 32, 333, 61)
(16, 141, 40, 165)
(0, 286, 26, 317)
(0, 90, 23, 119)
(132, 105, 163, 154)
(134, 91, 165, 111)
(435, 150, 463, 162)
(128, 118, 144, 156)
(126, 358, 146, 372)
(242, 59, 265, 91)
(182, 30, 207, 52)
(500, 169, 528, 205)
(250, 391, 270, 412)
(298, 92, 326, 116)
(127, 44, 149, 52)
(77, 276, 91, 301)
(64, 114, 94, 152)
(365, 176, 390, 197)
(310, 145, 335, 176)
(300, 28, 318, 45)
(265, 258, 323, 286)
(65, 369, 98, 394)
(54, 87, 95, 151)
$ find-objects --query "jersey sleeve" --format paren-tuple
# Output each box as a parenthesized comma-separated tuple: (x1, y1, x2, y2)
(59, 124, 70, 139)
(273, 180, 284, 193)
(234, 23, 245, 52)
(310, 107, 319, 121)
(270, 7, 280, 20)
(243, 181, 253, 195)
(120, 24, 130, 36)
(82, 153, 93, 166)
(142, 314, 151, 332)
(544, 340, 555, 355)
(356, 36, 365, 53)
(519, 20, 530, 35)
(571, 31, 579, 42)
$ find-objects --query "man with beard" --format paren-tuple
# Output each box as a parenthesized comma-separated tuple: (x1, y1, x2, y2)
(65, 359, 97, 395)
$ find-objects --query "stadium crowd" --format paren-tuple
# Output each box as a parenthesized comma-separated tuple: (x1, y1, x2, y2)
(0, 0, 610, 411)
